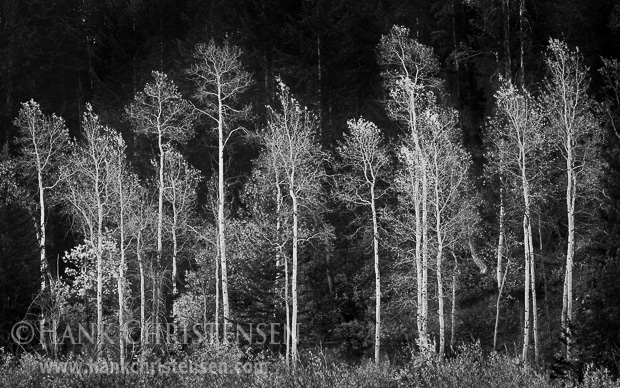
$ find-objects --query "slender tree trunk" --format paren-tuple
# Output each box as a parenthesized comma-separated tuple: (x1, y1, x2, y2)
(214, 236, 220, 343)
(96, 185, 104, 356)
(217, 86, 230, 342)
(494, 261, 509, 350)
(285, 242, 291, 367)
(434, 160, 445, 358)
(522, 214, 530, 362)
(450, 254, 458, 351)
(290, 189, 299, 368)
(528, 216, 539, 364)
(520, 144, 533, 363)
(137, 231, 146, 354)
(521, 162, 537, 362)
(562, 142, 576, 358)
(494, 176, 506, 349)
(421, 163, 429, 349)
(371, 185, 381, 364)
(151, 260, 161, 342)
(118, 166, 126, 363)
(172, 206, 178, 317)
(407, 81, 424, 350)
(273, 173, 289, 365)
(497, 179, 506, 287)
(36, 169, 48, 352)
(414, 174, 423, 347)
(38, 173, 47, 291)
(436, 214, 445, 359)
(156, 131, 164, 329)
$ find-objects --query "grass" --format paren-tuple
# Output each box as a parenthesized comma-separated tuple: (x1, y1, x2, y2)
(0, 343, 618, 388)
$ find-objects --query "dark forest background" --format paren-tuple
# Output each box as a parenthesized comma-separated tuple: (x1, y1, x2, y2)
(2, 0, 620, 378)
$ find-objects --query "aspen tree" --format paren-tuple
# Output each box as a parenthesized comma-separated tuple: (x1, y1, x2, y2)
(126, 71, 193, 325)
(543, 39, 594, 359)
(187, 41, 252, 340)
(262, 80, 322, 367)
(336, 118, 389, 364)
(63, 105, 120, 355)
(378, 25, 439, 350)
(425, 106, 471, 358)
(162, 148, 201, 317)
(14, 101, 69, 291)
(490, 81, 545, 363)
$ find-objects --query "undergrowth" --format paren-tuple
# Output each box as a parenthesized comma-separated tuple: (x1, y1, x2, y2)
(0, 343, 617, 388)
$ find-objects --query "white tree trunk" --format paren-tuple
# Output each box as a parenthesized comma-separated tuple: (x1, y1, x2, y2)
(96, 198, 103, 354)
(137, 231, 146, 355)
(421, 163, 429, 349)
(290, 189, 299, 368)
(156, 132, 164, 329)
(435, 174, 445, 359)
(217, 86, 230, 342)
(494, 180, 506, 349)
(563, 142, 576, 358)
(38, 172, 47, 291)
(118, 167, 126, 363)
(494, 261, 509, 350)
(451, 254, 458, 351)
(414, 174, 423, 348)
(371, 185, 381, 364)
(497, 183, 505, 287)
(285, 237, 291, 367)
(172, 205, 178, 317)
(528, 215, 539, 364)
(522, 214, 530, 362)
(215, 236, 220, 342)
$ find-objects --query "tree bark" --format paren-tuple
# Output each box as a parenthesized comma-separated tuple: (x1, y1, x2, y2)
(522, 215, 530, 362)
(285, 241, 291, 367)
(497, 178, 506, 287)
(118, 177, 126, 363)
(494, 176, 507, 349)
(38, 171, 47, 291)
(172, 202, 178, 317)
(290, 189, 299, 368)
(562, 139, 576, 358)
(528, 221, 539, 364)
(156, 125, 164, 330)
(414, 170, 423, 348)
(96, 169, 104, 356)
(137, 231, 146, 356)
(435, 181, 445, 359)
(421, 164, 429, 350)
(450, 254, 458, 351)
(215, 235, 220, 342)
(217, 84, 230, 342)
(371, 184, 381, 364)
(494, 261, 509, 350)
